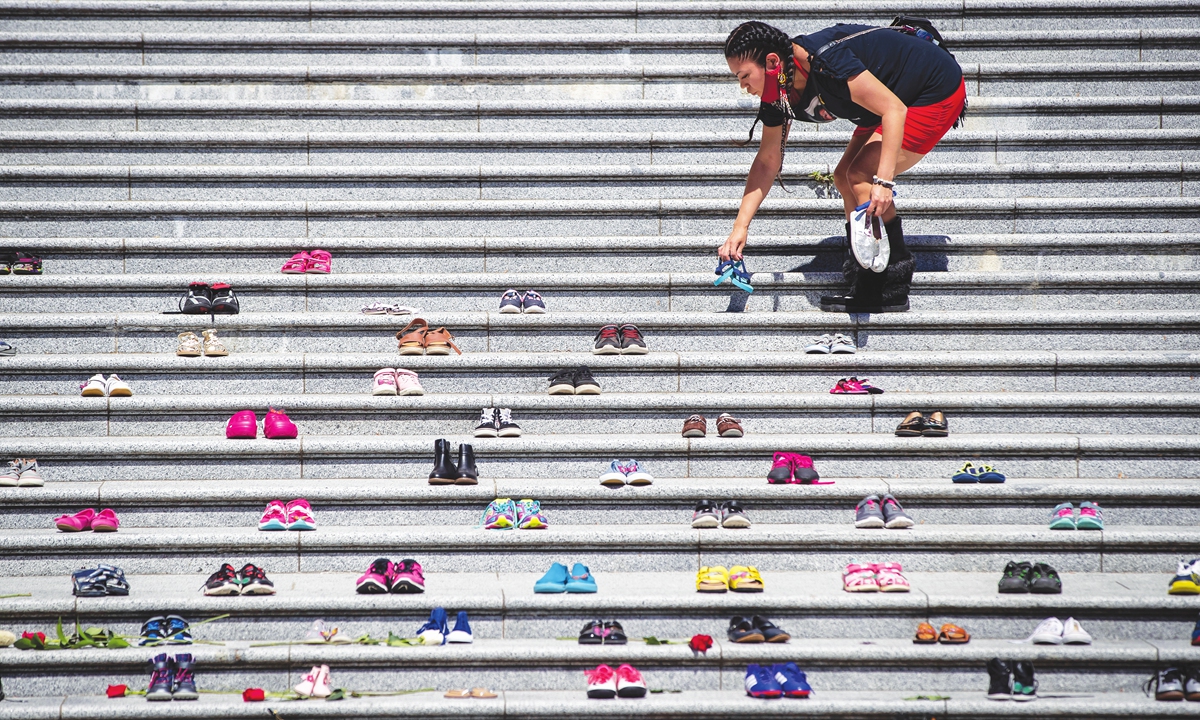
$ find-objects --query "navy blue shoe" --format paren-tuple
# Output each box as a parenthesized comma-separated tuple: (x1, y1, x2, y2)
(1191, 615, 1200, 646)
(416, 607, 449, 645)
(744, 663, 782, 699)
(772, 662, 812, 698)
(146, 654, 174, 701)
(165, 615, 193, 645)
(139, 616, 167, 646)
(447, 610, 473, 644)
(172, 653, 198, 700)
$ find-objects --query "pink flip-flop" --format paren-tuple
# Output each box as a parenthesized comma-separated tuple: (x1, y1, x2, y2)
(55, 508, 96, 532)
(280, 251, 310, 274)
(91, 508, 120, 532)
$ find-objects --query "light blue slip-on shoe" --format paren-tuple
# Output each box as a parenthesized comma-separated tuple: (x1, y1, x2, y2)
(565, 562, 598, 593)
(534, 562, 569, 593)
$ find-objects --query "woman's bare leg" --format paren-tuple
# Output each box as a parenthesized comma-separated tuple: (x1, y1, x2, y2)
(833, 132, 875, 219)
(844, 134, 925, 222)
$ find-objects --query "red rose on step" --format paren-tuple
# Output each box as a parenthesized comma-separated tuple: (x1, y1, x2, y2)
(106, 684, 128, 698)
(689, 634, 713, 653)
(243, 688, 265, 702)
(21, 631, 45, 642)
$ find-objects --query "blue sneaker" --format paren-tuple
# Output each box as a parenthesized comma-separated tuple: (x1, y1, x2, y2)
(164, 615, 193, 645)
(139, 616, 167, 646)
(534, 562, 569, 593)
(744, 663, 782, 699)
(416, 607, 449, 645)
(565, 563, 597, 593)
(446, 610, 473, 643)
(599, 460, 627, 487)
(772, 662, 812, 698)
(1192, 615, 1200, 646)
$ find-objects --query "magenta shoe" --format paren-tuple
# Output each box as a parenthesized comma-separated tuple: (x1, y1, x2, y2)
(767, 452, 792, 484)
(263, 407, 298, 439)
(55, 508, 96, 532)
(91, 508, 120, 532)
(789, 453, 832, 484)
(226, 410, 258, 439)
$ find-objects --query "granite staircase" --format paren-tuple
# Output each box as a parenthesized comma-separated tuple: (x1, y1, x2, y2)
(0, 0, 1199, 717)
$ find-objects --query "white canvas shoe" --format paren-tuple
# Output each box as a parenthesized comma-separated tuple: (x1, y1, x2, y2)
(105, 375, 132, 397)
(849, 201, 890, 273)
(1060, 617, 1093, 644)
(80, 374, 106, 397)
(1026, 617, 1065, 645)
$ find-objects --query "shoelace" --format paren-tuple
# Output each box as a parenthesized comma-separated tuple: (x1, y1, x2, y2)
(620, 325, 643, 340)
(596, 325, 619, 341)
(499, 408, 515, 424)
(149, 667, 172, 687)
(174, 668, 194, 684)
(585, 666, 614, 684)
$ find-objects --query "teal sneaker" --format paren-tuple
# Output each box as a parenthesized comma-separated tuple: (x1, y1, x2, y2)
(1011, 661, 1037, 701)
(515, 499, 549, 529)
(479, 498, 516, 530)
(534, 562, 569, 593)
(566, 562, 598, 593)
(1048, 502, 1076, 530)
(1076, 501, 1103, 530)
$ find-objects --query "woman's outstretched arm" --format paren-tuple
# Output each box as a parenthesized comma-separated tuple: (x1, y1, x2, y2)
(719, 122, 783, 261)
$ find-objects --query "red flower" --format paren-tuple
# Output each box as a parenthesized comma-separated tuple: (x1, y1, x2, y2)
(689, 634, 713, 653)
(21, 631, 45, 642)
(106, 684, 128, 698)
(243, 688, 265, 702)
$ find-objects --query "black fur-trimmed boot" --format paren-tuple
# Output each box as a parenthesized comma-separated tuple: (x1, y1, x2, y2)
(820, 217, 911, 313)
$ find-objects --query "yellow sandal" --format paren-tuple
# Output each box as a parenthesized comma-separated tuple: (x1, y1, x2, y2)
(729, 565, 764, 593)
(696, 565, 728, 593)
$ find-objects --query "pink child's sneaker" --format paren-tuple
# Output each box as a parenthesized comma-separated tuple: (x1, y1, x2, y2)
(226, 410, 257, 439)
(390, 558, 425, 593)
(263, 408, 298, 439)
(394, 368, 425, 396)
(355, 558, 393, 594)
(258, 500, 287, 531)
(286, 498, 316, 530)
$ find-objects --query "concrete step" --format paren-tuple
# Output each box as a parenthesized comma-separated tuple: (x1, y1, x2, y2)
(2, 28, 1199, 65)
(1, 62, 1196, 99)
(3, 0, 1197, 33)
(4, 129, 1199, 166)
(0, 634, 1188, 695)
(0, 570, 1187, 643)
(1, 197, 1197, 238)
(2, 270, 1198, 313)
(0, 432, 1195, 481)
(7, 233, 1199, 274)
(1, 477, 1195, 529)
(2, 350, 1195, 395)
(4, 391, 1199, 438)
(2, 310, 1198, 353)
(0, 691, 1191, 720)
(0, 521, 1190, 576)
(1, 96, 1197, 132)
(2, 162, 1197, 202)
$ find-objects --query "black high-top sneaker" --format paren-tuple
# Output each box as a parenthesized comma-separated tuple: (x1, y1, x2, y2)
(1011, 661, 1038, 702)
(497, 408, 522, 437)
(986, 658, 1012, 700)
(428, 438, 457, 484)
(473, 408, 499, 438)
(455, 443, 479, 485)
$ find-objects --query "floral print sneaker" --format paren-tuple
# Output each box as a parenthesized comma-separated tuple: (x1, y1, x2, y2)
(515, 498, 549, 529)
(480, 498, 516, 530)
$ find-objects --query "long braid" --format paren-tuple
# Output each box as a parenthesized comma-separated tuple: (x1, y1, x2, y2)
(724, 21, 797, 192)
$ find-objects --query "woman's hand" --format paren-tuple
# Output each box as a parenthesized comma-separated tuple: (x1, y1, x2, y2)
(719, 227, 748, 261)
(867, 182, 894, 218)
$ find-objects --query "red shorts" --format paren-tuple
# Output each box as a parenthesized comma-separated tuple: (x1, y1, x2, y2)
(852, 78, 966, 155)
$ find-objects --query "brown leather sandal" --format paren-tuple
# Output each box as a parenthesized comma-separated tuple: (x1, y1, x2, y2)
(424, 326, 462, 356)
(396, 319, 428, 355)
(938, 623, 970, 644)
(913, 622, 938, 644)
(895, 411, 925, 437)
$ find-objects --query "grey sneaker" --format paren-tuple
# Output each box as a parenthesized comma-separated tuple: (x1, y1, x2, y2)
(498, 289, 523, 314)
(804, 334, 832, 354)
(831, 333, 856, 354)
(17, 458, 43, 487)
(881, 494, 914, 529)
(0, 459, 20, 487)
(855, 495, 886, 529)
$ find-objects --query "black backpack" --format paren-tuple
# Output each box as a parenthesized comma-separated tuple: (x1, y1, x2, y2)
(811, 15, 955, 68)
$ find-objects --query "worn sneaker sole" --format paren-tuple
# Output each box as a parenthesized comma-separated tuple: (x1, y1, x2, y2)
(592, 346, 621, 355)
(691, 515, 720, 528)
(474, 428, 499, 438)
(855, 517, 886, 529)
(548, 383, 575, 395)
(498, 306, 522, 314)
(721, 516, 751, 529)
(884, 517, 915, 529)
(574, 384, 601, 395)
(498, 427, 523, 437)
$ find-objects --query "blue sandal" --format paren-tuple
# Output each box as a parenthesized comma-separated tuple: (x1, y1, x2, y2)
(951, 462, 982, 483)
(713, 259, 754, 293)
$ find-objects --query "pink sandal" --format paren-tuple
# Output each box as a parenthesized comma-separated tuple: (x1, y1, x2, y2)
(842, 563, 879, 592)
(306, 249, 332, 274)
(280, 251, 310, 274)
(872, 562, 911, 592)
(91, 508, 120, 532)
(55, 508, 96, 532)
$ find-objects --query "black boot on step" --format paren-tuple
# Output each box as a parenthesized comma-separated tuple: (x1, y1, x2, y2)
(820, 217, 911, 313)
(455, 443, 479, 485)
(428, 438, 457, 485)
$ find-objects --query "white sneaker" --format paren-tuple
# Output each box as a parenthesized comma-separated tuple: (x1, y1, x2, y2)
(17, 458, 43, 487)
(849, 201, 890, 273)
(105, 374, 132, 397)
(80, 374, 106, 397)
(804, 334, 832, 354)
(623, 459, 653, 486)
(372, 368, 398, 396)
(830, 333, 857, 354)
(585, 664, 618, 699)
(1027, 617, 1064, 645)
(1060, 617, 1093, 645)
(0, 459, 20, 487)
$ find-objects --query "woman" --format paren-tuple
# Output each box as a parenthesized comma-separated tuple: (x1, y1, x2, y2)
(720, 20, 966, 313)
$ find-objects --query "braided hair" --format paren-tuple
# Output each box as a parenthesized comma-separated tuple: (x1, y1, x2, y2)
(724, 21, 797, 191)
